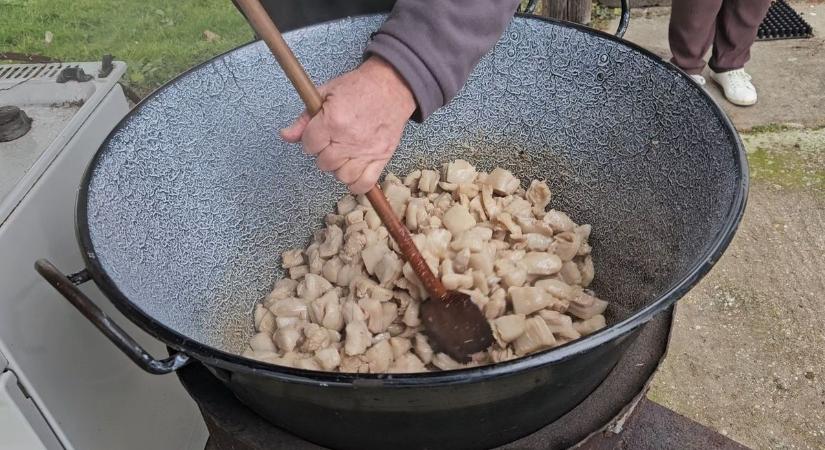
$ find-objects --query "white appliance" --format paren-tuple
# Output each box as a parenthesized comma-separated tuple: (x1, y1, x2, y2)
(0, 61, 208, 450)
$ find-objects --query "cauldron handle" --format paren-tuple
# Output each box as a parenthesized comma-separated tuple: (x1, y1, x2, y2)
(34, 259, 190, 375)
(519, 0, 630, 38)
(615, 0, 630, 39)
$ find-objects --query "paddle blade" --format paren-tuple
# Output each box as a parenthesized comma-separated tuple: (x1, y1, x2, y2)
(420, 291, 494, 363)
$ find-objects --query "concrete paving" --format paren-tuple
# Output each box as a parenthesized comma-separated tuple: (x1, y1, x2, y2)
(600, 3, 825, 449)
(607, 2, 825, 130)
(654, 135, 825, 447)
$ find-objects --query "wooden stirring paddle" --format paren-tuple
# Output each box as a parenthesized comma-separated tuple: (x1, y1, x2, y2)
(235, 0, 493, 363)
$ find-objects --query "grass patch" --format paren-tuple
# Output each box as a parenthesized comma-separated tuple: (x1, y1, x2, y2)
(591, 3, 621, 31)
(747, 123, 802, 134)
(742, 128, 825, 190)
(0, 0, 252, 97)
(747, 148, 825, 189)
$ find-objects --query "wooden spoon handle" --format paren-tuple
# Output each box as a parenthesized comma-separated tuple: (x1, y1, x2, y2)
(365, 189, 446, 299)
(235, 0, 323, 114)
(235, 0, 447, 301)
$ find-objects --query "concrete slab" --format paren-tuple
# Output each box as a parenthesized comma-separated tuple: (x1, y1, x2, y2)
(606, 2, 825, 131)
(649, 128, 825, 450)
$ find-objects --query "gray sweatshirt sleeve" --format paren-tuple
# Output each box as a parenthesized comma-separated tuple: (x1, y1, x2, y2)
(365, 0, 521, 122)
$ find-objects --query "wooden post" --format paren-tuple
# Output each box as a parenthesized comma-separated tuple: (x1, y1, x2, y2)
(542, 0, 592, 24)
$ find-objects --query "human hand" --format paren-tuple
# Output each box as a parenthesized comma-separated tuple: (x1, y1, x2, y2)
(280, 56, 416, 194)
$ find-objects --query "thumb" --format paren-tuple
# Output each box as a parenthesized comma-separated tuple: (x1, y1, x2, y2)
(279, 111, 311, 143)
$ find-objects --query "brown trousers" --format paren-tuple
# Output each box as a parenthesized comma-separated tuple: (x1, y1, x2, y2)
(669, 0, 772, 75)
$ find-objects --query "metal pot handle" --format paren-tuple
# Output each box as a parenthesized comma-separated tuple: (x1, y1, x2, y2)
(34, 259, 190, 375)
(518, 0, 630, 38)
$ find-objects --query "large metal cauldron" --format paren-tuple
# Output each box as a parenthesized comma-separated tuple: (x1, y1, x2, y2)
(37, 7, 747, 450)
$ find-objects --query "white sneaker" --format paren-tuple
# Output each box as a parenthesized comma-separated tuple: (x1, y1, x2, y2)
(690, 74, 706, 86)
(710, 69, 757, 106)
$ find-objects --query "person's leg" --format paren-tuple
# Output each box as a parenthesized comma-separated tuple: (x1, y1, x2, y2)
(669, 0, 724, 75)
(708, 0, 771, 105)
(709, 0, 772, 72)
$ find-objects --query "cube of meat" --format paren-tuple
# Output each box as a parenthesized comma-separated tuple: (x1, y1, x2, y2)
(418, 169, 440, 193)
(389, 353, 427, 373)
(342, 300, 366, 324)
(519, 233, 553, 251)
(339, 355, 371, 373)
(551, 231, 581, 262)
(268, 297, 308, 319)
(521, 252, 563, 276)
(365, 339, 394, 373)
(319, 225, 343, 258)
(484, 288, 507, 319)
(301, 323, 332, 353)
(425, 229, 452, 258)
(315, 347, 341, 371)
(337, 195, 358, 215)
(495, 260, 527, 287)
(266, 278, 298, 303)
(469, 251, 495, 276)
(515, 216, 554, 236)
(534, 278, 579, 300)
(290, 264, 310, 280)
(573, 314, 606, 336)
(485, 167, 520, 195)
(432, 353, 464, 371)
(375, 252, 403, 287)
(525, 180, 552, 215)
(364, 208, 381, 229)
(383, 183, 411, 218)
(249, 332, 277, 353)
(494, 212, 522, 238)
(389, 336, 412, 359)
(444, 159, 477, 184)
(322, 256, 343, 284)
(577, 255, 595, 287)
(405, 197, 429, 231)
(543, 209, 576, 233)
(282, 249, 305, 268)
(344, 320, 371, 356)
(508, 286, 552, 315)
(361, 241, 390, 275)
(504, 197, 533, 218)
(306, 245, 324, 275)
(450, 226, 493, 252)
(442, 205, 476, 235)
(513, 317, 556, 355)
(274, 326, 302, 352)
(559, 261, 583, 285)
(404, 169, 422, 189)
(492, 314, 527, 345)
(538, 310, 581, 340)
(567, 291, 608, 319)
(254, 304, 276, 334)
(297, 273, 333, 302)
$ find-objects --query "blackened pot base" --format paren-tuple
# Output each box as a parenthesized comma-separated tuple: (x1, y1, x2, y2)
(177, 307, 679, 450)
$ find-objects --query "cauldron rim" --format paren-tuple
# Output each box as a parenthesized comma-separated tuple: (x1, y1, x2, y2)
(75, 13, 747, 385)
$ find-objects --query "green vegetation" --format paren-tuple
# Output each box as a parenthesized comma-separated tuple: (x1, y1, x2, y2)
(747, 123, 801, 134)
(0, 0, 251, 97)
(591, 3, 621, 30)
(747, 147, 825, 190)
(742, 128, 825, 190)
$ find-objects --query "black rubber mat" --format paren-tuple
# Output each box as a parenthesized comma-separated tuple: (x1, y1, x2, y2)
(757, 0, 814, 41)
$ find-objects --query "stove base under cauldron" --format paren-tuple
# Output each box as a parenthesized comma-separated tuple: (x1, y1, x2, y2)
(174, 307, 746, 449)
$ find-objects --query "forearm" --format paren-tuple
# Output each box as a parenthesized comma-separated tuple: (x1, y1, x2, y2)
(366, 0, 520, 121)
